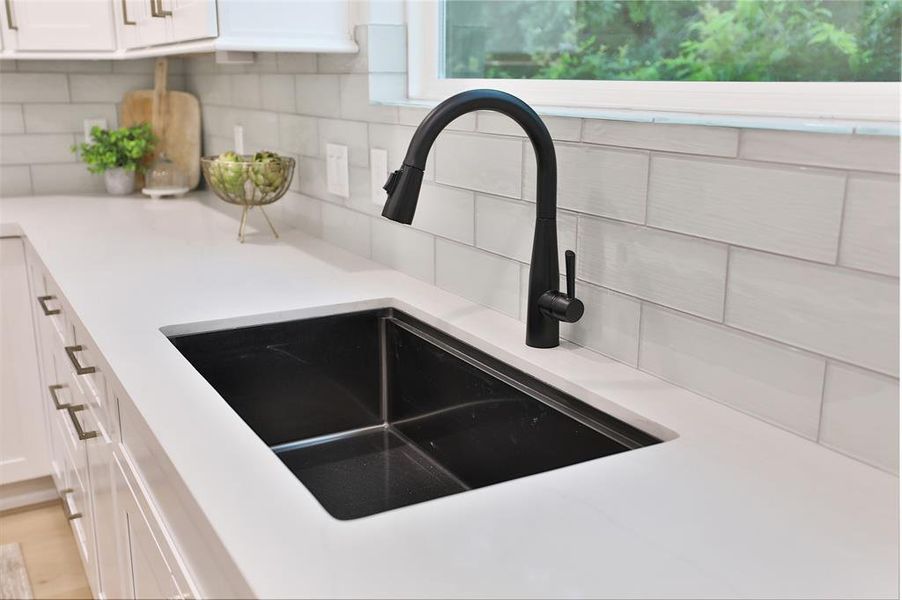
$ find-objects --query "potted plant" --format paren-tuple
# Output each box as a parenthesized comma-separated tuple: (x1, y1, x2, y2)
(72, 123, 155, 195)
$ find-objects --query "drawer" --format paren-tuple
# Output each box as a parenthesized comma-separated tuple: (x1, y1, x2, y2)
(68, 324, 115, 435)
(57, 419, 99, 595)
(54, 398, 88, 492)
(55, 403, 101, 597)
(38, 276, 71, 347)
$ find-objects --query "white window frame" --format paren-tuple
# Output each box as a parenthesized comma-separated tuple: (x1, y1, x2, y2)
(407, 0, 900, 122)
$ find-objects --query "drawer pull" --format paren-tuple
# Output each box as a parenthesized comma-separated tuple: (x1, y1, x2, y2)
(121, 0, 135, 24)
(61, 489, 82, 520)
(4, 0, 16, 30)
(37, 295, 61, 316)
(48, 384, 71, 410)
(67, 405, 98, 440)
(64, 345, 96, 375)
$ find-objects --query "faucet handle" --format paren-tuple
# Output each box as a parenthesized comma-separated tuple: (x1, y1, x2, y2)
(538, 250, 584, 324)
(565, 250, 576, 299)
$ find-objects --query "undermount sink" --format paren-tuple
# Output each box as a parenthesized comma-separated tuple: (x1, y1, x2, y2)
(167, 308, 662, 520)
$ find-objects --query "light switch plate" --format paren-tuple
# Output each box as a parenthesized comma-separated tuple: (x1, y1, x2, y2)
(83, 118, 108, 142)
(370, 148, 388, 205)
(326, 143, 349, 198)
(233, 125, 245, 155)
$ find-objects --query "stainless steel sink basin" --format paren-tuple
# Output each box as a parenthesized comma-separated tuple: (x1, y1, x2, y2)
(167, 308, 661, 519)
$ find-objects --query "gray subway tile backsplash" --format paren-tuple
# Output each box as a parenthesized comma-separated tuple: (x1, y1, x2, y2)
(740, 129, 900, 174)
(1, 39, 898, 472)
(0, 73, 69, 103)
(23, 103, 119, 134)
(647, 156, 845, 263)
(839, 175, 900, 277)
(434, 131, 523, 198)
(640, 304, 826, 439)
(820, 363, 900, 474)
(523, 141, 648, 223)
(578, 215, 728, 320)
(582, 120, 739, 157)
(726, 248, 899, 377)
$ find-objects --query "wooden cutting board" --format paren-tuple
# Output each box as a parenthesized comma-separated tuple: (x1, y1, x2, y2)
(120, 58, 201, 189)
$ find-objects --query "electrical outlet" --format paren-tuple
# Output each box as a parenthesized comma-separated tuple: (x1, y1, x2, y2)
(370, 148, 388, 205)
(83, 118, 108, 142)
(326, 143, 349, 198)
(233, 125, 245, 155)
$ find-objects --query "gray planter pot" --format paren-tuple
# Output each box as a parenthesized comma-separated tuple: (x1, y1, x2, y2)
(104, 168, 136, 195)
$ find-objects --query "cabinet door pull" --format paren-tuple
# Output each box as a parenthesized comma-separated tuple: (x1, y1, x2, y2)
(61, 489, 82, 520)
(64, 345, 96, 375)
(4, 0, 17, 30)
(150, 0, 170, 17)
(49, 384, 71, 410)
(37, 295, 61, 316)
(67, 405, 98, 440)
(122, 0, 135, 24)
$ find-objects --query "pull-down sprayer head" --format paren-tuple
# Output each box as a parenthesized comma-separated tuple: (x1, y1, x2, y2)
(381, 164, 424, 225)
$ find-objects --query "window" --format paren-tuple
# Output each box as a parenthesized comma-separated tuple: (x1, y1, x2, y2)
(407, 0, 901, 120)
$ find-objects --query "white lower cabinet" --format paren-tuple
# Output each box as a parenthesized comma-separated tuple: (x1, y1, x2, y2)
(115, 455, 184, 600)
(88, 408, 131, 600)
(24, 240, 197, 600)
(0, 237, 48, 486)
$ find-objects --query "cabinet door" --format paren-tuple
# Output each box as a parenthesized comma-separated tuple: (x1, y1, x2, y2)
(169, 0, 216, 43)
(116, 0, 146, 49)
(114, 456, 182, 600)
(134, 0, 170, 47)
(87, 398, 130, 600)
(0, 238, 49, 485)
(9, 0, 116, 51)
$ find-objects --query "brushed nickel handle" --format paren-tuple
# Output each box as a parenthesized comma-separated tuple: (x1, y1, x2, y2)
(150, 0, 170, 17)
(121, 0, 135, 24)
(67, 405, 97, 441)
(49, 384, 71, 410)
(64, 345, 95, 375)
(37, 295, 60, 316)
(61, 489, 82, 520)
(4, 0, 16, 30)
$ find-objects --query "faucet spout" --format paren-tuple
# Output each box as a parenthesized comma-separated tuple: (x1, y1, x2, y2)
(382, 89, 582, 348)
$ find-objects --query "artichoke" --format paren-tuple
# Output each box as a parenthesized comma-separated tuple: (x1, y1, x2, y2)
(211, 151, 247, 196)
(250, 150, 285, 193)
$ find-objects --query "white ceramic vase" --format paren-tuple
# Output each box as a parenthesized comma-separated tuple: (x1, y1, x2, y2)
(104, 168, 136, 195)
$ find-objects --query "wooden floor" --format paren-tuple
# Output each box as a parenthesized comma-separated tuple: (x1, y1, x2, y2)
(0, 502, 92, 600)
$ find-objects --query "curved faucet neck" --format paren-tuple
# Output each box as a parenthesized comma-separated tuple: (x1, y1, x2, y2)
(404, 89, 557, 219)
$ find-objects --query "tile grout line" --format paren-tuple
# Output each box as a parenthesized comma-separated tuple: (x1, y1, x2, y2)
(814, 362, 830, 443)
(833, 172, 851, 266)
(635, 301, 645, 369)
(721, 245, 732, 323)
(641, 150, 652, 224)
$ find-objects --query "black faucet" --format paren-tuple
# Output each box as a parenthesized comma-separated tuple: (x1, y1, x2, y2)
(381, 89, 584, 348)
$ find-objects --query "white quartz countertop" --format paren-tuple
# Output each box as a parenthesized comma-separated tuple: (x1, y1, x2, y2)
(2, 194, 897, 599)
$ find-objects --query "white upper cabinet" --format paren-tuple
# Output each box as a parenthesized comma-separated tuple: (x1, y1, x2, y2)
(5, 0, 117, 51)
(117, 0, 217, 50)
(168, 0, 217, 44)
(3, 0, 355, 58)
